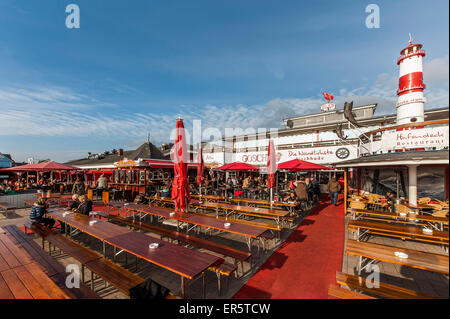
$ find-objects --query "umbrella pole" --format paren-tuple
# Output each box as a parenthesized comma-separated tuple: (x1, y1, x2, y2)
(396, 170, 400, 200)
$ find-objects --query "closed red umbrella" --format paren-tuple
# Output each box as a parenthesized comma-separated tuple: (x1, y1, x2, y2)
(278, 159, 331, 171)
(267, 140, 277, 202)
(171, 118, 191, 213)
(267, 140, 277, 188)
(196, 147, 204, 186)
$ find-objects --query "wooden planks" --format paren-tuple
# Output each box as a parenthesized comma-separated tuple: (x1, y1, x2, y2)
(105, 231, 223, 280)
(126, 204, 269, 239)
(0, 227, 70, 299)
(348, 220, 449, 245)
(336, 272, 437, 299)
(3, 225, 64, 277)
(328, 285, 375, 299)
(48, 209, 223, 281)
(48, 210, 132, 242)
(192, 200, 289, 218)
(109, 214, 251, 263)
(349, 208, 449, 225)
(346, 239, 449, 275)
(0, 202, 17, 210)
(84, 258, 144, 296)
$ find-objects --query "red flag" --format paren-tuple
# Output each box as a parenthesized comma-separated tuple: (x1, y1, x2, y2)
(196, 147, 204, 186)
(171, 118, 191, 213)
(323, 92, 334, 101)
(267, 140, 277, 189)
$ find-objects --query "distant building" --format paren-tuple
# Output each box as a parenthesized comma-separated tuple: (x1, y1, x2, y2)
(66, 141, 168, 170)
(0, 153, 13, 168)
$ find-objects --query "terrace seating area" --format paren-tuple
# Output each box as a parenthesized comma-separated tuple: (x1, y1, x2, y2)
(2, 185, 448, 300)
(337, 192, 449, 299)
(1, 188, 305, 299)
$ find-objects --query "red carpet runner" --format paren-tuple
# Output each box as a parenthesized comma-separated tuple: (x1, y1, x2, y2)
(233, 195, 345, 299)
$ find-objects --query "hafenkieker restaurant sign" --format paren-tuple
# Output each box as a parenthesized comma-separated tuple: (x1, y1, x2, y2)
(381, 126, 449, 151)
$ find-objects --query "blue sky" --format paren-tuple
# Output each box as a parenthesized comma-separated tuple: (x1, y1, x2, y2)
(0, 0, 448, 162)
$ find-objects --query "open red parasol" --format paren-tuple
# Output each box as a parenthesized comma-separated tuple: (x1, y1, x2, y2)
(0, 161, 79, 172)
(278, 159, 331, 171)
(216, 162, 259, 171)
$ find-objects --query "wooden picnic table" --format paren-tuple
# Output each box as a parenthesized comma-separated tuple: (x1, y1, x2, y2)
(34, 193, 61, 199)
(192, 194, 297, 211)
(406, 203, 439, 210)
(191, 200, 291, 227)
(47, 208, 222, 298)
(123, 204, 269, 252)
(348, 208, 449, 230)
(346, 239, 449, 275)
(0, 202, 17, 211)
(0, 231, 70, 299)
(348, 220, 449, 246)
(48, 210, 133, 244)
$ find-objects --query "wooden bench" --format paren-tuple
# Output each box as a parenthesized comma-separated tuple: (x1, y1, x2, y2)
(190, 211, 279, 250)
(335, 272, 438, 299)
(3, 224, 100, 299)
(108, 215, 239, 294)
(0, 202, 16, 218)
(327, 285, 375, 299)
(24, 222, 146, 297)
(348, 220, 449, 246)
(346, 239, 449, 275)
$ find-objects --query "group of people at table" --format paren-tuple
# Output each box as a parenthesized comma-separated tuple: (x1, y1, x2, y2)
(29, 194, 93, 232)
(27, 172, 346, 231)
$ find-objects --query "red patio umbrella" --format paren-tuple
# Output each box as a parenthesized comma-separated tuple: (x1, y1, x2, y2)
(196, 147, 204, 187)
(217, 162, 259, 171)
(267, 140, 277, 201)
(171, 118, 191, 213)
(0, 161, 79, 172)
(278, 159, 331, 171)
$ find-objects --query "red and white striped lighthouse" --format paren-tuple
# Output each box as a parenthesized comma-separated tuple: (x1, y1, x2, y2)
(396, 35, 426, 125)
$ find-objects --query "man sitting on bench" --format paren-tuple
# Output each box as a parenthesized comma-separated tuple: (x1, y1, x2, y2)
(68, 194, 81, 211)
(75, 195, 93, 216)
(29, 198, 55, 229)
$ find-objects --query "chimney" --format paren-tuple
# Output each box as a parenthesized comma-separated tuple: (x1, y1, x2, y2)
(118, 148, 123, 156)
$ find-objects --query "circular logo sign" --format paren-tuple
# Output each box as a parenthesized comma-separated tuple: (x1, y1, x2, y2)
(335, 147, 350, 159)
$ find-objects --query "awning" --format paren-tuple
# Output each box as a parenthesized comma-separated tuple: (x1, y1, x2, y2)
(334, 150, 449, 168)
(277, 159, 332, 171)
(216, 162, 259, 171)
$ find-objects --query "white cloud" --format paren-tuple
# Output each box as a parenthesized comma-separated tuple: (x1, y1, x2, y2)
(424, 55, 449, 88)
(0, 85, 115, 111)
(0, 55, 448, 151)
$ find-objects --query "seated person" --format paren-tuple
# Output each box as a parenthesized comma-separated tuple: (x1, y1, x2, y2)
(75, 195, 93, 216)
(68, 194, 80, 211)
(225, 177, 234, 197)
(385, 191, 396, 213)
(283, 192, 298, 203)
(160, 180, 171, 198)
(29, 198, 55, 229)
(133, 194, 147, 204)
